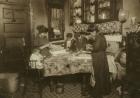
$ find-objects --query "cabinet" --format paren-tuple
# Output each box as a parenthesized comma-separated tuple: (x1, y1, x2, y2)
(83, 0, 96, 23)
(69, 0, 82, 24)
(0, 4, 30, 72)
(96, 0, 117, 22)
(70, 0, 119, 24)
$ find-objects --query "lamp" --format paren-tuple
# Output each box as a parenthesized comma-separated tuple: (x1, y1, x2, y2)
(118, 9, 129, 23)
(118, 9, 129, 33)
(118, 9, 129, 47)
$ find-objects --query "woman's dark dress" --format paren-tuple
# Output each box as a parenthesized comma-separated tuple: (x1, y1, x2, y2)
(91, 34, 111, 98)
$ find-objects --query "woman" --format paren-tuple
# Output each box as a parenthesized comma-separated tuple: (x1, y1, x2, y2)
(87, 25, 111, 98)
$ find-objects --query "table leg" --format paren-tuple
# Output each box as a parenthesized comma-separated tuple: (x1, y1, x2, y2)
(49, 78, 55, 92)
(81, 74, 89, 96)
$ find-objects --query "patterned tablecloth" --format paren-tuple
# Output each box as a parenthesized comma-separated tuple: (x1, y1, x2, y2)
(43, 52, 93, 77)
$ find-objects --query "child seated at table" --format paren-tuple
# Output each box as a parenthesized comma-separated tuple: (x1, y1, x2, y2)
(75, 32, 87, 51)
(30, 48, 44, 69)
(64, 33, 76, 52)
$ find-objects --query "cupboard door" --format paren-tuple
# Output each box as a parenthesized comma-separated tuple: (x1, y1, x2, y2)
(0, 4, 30, 72)
(69, 0, 83, 25)
(96, 0, 117, 22)
(83, 0, 96, 23)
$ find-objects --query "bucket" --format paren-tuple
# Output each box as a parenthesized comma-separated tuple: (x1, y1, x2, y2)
(55, 83, 64, 94)
(7, 73, 19, 93)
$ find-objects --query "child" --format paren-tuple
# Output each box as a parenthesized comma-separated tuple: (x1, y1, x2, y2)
(64, 33, 76, 52)
(115, 49, 126, 80)
(75, 32, 87, 51)
(29, 48, 44, 69)
(115, 49, 126, 95)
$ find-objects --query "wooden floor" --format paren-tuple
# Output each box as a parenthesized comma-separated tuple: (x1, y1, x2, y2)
(11, 83, 126, 98)
(0, 75, 129, 98)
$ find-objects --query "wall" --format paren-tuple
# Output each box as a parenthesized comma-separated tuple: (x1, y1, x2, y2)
(29, 0, 140, 39)
(123, 0, 140, 35)
(64, 0, 73, 38)
(30, 0, 72, 44)
(30, 0, 48, 46)
(30, 0, 48, 32)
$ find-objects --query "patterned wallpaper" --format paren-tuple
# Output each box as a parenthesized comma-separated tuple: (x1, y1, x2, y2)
(72, 21, 121, 34)
(72, 23, 89, 33)
(96, 21, 121, 34)
(128, 23, 140, 32)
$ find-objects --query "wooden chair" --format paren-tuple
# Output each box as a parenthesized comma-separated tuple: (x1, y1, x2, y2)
(23, 60, 44, 98)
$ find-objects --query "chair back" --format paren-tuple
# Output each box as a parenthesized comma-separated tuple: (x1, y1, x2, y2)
(26, 60, 44, 79)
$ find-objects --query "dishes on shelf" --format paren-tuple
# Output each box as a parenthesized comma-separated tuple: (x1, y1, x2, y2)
(90, 0, 95, 4)
(70, 0, 117, 24)
(98, 1, 110, 8)
(90, 5, 95, 14)
(97, 0, 114, 21)
(73, 0, 82, 8)
(98, 10, 110, 20)
(83, 0, 96, 23)
(70, 0, 82, 24)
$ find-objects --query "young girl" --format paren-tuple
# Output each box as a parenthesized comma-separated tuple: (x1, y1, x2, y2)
(29, 48, 44, 69)
(64, 33, 76, 52)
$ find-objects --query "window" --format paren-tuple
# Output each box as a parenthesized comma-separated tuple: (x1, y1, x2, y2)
(48, 0, 65, 41)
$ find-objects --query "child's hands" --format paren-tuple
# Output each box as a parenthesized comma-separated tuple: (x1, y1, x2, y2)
(86, 44, 93, 51)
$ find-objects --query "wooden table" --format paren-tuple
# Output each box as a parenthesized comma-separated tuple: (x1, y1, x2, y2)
(42, 52, 94, 95)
